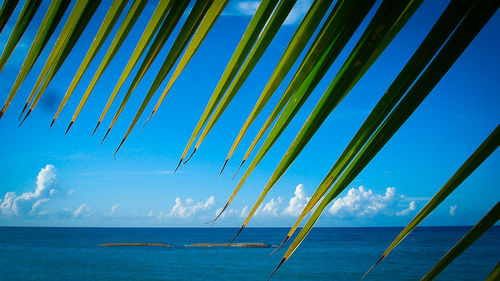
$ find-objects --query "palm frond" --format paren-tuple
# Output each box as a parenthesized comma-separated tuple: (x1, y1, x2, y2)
(421, 201, 500, 281)
(50, 0, 129, 128)
(116, 0, 213, 152)
(214, 0, 376, 222)
(364, 124, 499, 278)
(238, 0, 423, 244)
(101, 0, 190, 145)
(19, 0, 102, 123)
(67, 0, 148, 133)
(0, 0, 42, 72)
(275, 1, 498, 275)
(176, 0, 282, 168)
(0, 0, 19, 34)
(221, 0, 334, 174)
(486, 261, 500, 281)
(94, 0, 174, 139)
(0, 0, 69, 119)
(274, 0, 473, 253)
(143, 0, 230, 128)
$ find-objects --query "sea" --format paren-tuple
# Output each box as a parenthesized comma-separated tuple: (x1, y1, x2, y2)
(0, 226, 498, 281)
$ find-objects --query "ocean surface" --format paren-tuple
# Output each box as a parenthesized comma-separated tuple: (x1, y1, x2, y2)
(0, 226, 498, 280)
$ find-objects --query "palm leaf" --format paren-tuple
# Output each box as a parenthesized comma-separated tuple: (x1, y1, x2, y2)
(213, 0, 377, 222)
(142, 0, 230, 127)
(221, 0, 334, 174)
(114, 0, 213, 152)
(19, 0, 101, 123)
(50, 0, 129, 128)
(277, 2, 499, 276)
(364, 125, 500, 278)
(100, 0, 190, 145)
(235, 0, 423, 243)
(0, 0, 42, 72)
(0, 0, 69, 119)
(486, 261, 500, 281)
(274, 0, 473, 252)
(175, 0, 282, 169)
(421, 201, 500, 281)
(66, 0, 148, 133)
(0, 0, 19, 34)
(92, 0, 174, 138)
(232, 0, 373, 180)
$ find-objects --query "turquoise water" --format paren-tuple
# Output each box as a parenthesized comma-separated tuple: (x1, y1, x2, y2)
(0, 227, 498, 280)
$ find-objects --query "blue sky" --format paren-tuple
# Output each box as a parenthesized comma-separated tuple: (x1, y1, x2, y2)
(0, 0, 498, 227)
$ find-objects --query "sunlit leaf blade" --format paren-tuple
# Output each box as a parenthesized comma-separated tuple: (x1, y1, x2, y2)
(275, 0, 473, 252)
(221, 0, 333, 172)
(66, 0, 148, 133)
(238, 0, 422, 243)
(197, 0, 339, 168)
(279, 1, 498, 276)
(116, 0, 213, 152)
(0, 0, 42, 72)
(233, 0, 373, 180)
(485, 261, 500, 281)
(143, 0, 230, 128)
(365, 125, 500, 278)
(0, 0, 69, 119)
(94, 0, 174, 139)
(421, 201, 500, 281)
(0, 0, 19, 34)
(50, 0, 129, 128)
(19, 0, 92, 118)
(213, 0, 376, 222)
(176, 0, 282, 168)
(20, 0, 102, 123)
(103, 0, 190, 145)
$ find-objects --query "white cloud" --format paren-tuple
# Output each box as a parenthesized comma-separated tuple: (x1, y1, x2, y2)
(73, 203, 90, 217)
(240, 206, 249, 218)
(256, 197, 282, 217)
(450, 205, 457, 216)
(328, 186, 397, 217)
(111, 204, 121, 214)
(0, 165, 57, 216)
(167, 196, 215, 218)
(284, 0, 312, 25)
(236, 1, 260, 15)
(396, 201, 416, 216)
(282, 184, 310, 216)
(228, 1, 311, 25)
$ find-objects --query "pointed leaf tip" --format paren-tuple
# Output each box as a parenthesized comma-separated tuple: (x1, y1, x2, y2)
(18, 103, 28, 120)
(229, 224, 245, 246)
(211, 201, 230, 225)
(143, 111, 155, 127)
(65, 121, 73, 135)
(219, 159, 229, 177)
(114, 138, 125, 157)
(19, 109, 31, 127)
(268, 258, 287, 281)
(362, 255, 385, 279)
(173, 158, 183, 173)
(183, 148, 197, 166)
(232, 160, 245, 180)
(101, 128, 111, 144)
(271, 235, 290, 255)
(92, 121, 101, 136)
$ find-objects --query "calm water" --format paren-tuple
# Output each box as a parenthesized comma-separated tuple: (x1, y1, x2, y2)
(0, 226, 498, 280)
